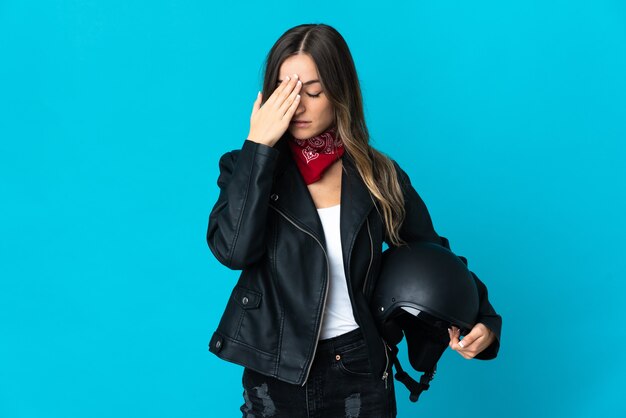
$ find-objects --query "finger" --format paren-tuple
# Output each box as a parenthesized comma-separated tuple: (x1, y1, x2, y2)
(451, 326, 461, 338)
(458, 332, 477, 350)
(460, 335, 486, 359)
(279, 80, 302, 116)
(458, 323, 489, 350)
(448, 327, 460, 348)
(274, 74, 299, 108)
(265, 76, 291, 107)
(282, 93, 301, 121)
(466, 335, 486, 355)
(449, 326, 480, 359)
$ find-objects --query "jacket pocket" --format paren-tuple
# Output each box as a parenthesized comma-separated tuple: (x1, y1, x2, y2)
(229, 285, 278, 355)
(230, 285, 262, 342)
(233, 286, 262, 310)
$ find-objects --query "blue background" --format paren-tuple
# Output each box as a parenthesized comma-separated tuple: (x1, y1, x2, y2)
(1, 1, 625, 417)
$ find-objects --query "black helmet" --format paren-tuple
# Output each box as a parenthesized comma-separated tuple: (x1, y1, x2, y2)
(371, 241, 480, 402)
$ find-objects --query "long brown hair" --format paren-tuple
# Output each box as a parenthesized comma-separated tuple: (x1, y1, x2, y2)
(261, 24, 407, 246)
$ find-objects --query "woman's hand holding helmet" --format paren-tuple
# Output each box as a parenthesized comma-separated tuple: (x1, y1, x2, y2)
(247, 74, 302, 147)
(448, 323, 496, 359)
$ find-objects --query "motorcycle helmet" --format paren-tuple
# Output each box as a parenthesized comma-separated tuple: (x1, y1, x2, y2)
(371, 240, 480, 401)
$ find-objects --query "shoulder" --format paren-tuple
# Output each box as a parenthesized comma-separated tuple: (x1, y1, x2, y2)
(218, 140, 280, 170)
(386, 157, 428, 206)
(366, 146, 410, 187)
(387, 157, 411, 189)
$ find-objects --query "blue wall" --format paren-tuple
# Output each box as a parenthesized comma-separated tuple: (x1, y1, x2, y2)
(1, 1, 624, 417)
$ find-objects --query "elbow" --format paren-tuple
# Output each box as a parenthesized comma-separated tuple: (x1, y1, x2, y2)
(207, 239, 237, 270)
(206, 230, 263, 270)
(206, 231, 240, 270)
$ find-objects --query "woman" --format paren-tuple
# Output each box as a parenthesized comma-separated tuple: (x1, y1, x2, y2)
(207, 23, 502, 417)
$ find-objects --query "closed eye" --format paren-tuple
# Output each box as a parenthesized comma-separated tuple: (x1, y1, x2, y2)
(307, 92, 322, 98)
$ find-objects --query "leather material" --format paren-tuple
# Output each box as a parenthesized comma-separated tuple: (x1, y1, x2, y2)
(206, 136, 502, 386)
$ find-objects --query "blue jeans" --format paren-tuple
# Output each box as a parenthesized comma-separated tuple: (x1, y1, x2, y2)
(241, 327, 397, 417)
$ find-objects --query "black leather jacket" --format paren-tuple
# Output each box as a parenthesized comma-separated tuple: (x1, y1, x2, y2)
(206, 138, 502, 386)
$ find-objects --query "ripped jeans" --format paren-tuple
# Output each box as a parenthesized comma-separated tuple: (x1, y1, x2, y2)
(240, 327, 397, 418)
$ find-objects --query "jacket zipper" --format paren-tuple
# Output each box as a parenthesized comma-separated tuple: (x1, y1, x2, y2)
(361, 217, 373, 295)
(269, 203, 330, 387)
(382, 339, 391, 389)
(354, 217, 387, 386)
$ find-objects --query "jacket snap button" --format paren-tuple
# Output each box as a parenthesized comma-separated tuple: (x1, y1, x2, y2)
(215, 340, 222, 349)
(335, 354, 341, 361)
(242, 296, 249, 305)
(270, 194, 279, 201)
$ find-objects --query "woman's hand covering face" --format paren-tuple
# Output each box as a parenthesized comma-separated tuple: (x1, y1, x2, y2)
(247, 75, 303, 147)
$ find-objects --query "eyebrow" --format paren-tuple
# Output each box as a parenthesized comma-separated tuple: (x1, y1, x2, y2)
(277, 78, 321, 86)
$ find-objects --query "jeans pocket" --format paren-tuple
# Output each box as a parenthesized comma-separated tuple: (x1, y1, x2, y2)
(336, 342, 372, 377)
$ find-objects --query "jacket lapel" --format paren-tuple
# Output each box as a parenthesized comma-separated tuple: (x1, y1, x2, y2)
(270, 138, 375, 260)
(339, 151, 375, 267)
(270, 139, 326, 243)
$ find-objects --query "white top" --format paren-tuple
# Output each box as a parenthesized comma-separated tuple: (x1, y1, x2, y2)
(316, 204, 360, 339)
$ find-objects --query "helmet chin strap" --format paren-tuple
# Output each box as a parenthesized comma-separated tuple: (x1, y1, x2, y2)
(389, 344, 436, 403)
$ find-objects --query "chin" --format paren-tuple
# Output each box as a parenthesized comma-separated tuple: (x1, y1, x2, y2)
(288, 126, 315, 140)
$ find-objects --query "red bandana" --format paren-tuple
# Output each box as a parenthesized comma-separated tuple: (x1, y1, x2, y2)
(287, 127, 345, 185)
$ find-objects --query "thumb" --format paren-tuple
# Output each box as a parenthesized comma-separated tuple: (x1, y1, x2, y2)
(456, 331, 477, 350)
(252, 91, 262, 115)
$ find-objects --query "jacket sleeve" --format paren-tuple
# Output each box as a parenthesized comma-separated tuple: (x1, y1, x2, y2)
(206, 139, 280, 270)
(391, 161, 502, 360)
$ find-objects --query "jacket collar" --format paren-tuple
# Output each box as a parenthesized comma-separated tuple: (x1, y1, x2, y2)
(270, 137, 375, 255)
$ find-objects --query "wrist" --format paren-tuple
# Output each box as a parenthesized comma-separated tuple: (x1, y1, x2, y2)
(246, 135, 276, 148)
